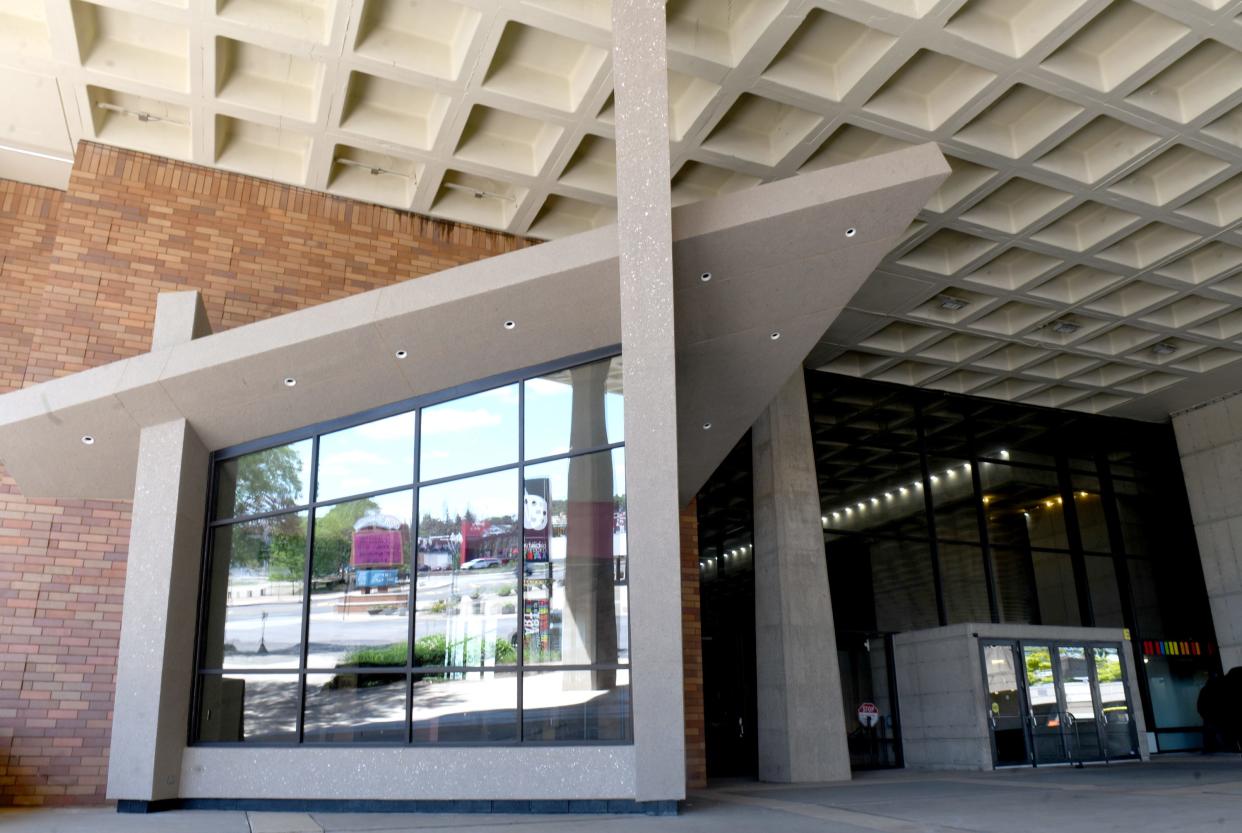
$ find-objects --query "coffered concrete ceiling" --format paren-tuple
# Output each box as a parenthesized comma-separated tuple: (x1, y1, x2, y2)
(3, 0, 1242, 418)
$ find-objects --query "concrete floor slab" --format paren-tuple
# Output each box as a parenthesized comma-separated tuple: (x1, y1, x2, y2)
(3, 757, 1241, 833)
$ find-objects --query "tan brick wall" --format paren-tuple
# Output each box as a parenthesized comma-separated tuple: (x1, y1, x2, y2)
(0, 142, 531, 806)
(681, 499, 707, 789)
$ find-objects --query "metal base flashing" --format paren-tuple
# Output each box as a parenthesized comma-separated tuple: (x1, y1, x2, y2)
(116, 798, 680, 815)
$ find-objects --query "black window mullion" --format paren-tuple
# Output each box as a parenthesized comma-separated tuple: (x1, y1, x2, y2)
(1056, 452, 1094, 627)
(295, 435, 320, 744)
(913, 401, 947, 627)
(966, 411, 1000, 624)
(516, 378, 526, 741)
(407, 408, 421, 744)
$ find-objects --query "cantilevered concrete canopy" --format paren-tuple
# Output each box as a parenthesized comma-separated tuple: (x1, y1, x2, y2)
(0, 144, 947, 503)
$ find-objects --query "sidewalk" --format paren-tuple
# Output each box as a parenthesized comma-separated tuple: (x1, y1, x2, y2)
(3, 755, 1241, 833)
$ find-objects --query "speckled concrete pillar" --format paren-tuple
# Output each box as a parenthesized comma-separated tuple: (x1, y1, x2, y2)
(611, 0, 686, 802)
(752, 371, 852, 783)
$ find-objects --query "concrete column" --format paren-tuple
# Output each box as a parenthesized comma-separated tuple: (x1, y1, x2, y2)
(1174, 395, 1242, 669)
(107, 418, 209, 801)
(108, 291, 212, 802)
(752, 370, 851, 782)
(611, 0, 685, 802)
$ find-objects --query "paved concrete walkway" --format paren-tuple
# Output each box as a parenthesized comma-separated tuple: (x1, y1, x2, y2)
(3, 755, 1241, 832)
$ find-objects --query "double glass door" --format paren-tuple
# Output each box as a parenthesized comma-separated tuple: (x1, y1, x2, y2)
(983, 640, 1138, 767)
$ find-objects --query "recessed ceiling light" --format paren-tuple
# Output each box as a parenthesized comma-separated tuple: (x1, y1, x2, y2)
(1049, 319, 1080, 335)
(394, 349, 408, 359)
(700, 272, 712, 282)
(938, 295, 970, 311)
(1152, 342, 1178, 355)
(702, 421, 712, 430)
(283, 377, 297, 387)
(770, 331, 781, 341)
(81, 435, 95, 445)
(845, 227, 857, 237)
(503, 320, 516, 330)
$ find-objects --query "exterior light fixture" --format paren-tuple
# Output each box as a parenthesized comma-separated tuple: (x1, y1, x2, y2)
(700, 272, 712, 282)
(702, 422, 712, 430)
(822, 516, 828, 524)
(283, 377, 297, 387)
(1049, 319, 1080, 335)
(503, 320, 516, 330)
(81, 435, 95, 445)
(845, 227, 857, 238)
(770, 331, 781, 341)
(999, 449, 1009, 459)
(394, 350, 408, 359)
(857, 502, 865, 510)
(1152, 342, 1178, 356)
(938, 295, 970, 312)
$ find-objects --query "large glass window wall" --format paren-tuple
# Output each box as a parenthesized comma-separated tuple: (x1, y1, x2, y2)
(807, 371, 1218, 752)
(194, 353, 630, 745)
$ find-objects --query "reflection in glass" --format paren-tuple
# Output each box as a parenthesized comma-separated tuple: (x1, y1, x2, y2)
(415, 470, 519, 667)
(419, 385, 518, 482)
(411, 671, 517, 743)
(867, 538, 939, 632)
(1059, 646, 1102, 759)
(1033, 551, 1081, 627)
(307, 491, 412, 670)
(303, 672, 407, 742)
(939, 544, 990, 624)
(983, 644, 1027, 765)
(202, 513, 308, 670)
(524, 356, 623, 461)
(1072, 477, 1109, 552)
(981, 463, 1068, 550)
(316, 412, 415, 502)
(1114, 479, 1159, 557)
(522, 669, 630, 742)
(1085, 556, 1124, 627)
(1023, 644, 1064, 764)
(1094, 646, 1136, 758)
(523, 449, 627, 667)
(992, 548, 1036, 624)
(197, 673, 298, 743)
(928, 460, 979, 541)
(213, 440, 311, 520)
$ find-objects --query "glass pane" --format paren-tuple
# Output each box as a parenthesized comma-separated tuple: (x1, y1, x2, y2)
(984, 644, 1027, 765)
(929, 459, 979, 542)
(1094, 646, 1137, 758)
(1085, 556, 1124, 627)
(414, 470, 519, 667)
(524, 356, 623, 460)
(1033, 551, 1081, 627)
(213, 440, 312, 520)
(1069, 476, 1109, 552)
(939, 543, 990, 624)
(980, 463, 1068, 550)
(522, 668, 630, 741)
(1059, 646, 1102, 760)
(867, 538, 939, 632)
(303, 672, 407, 742)
(202, 513, 308, 670)
(1113, 479, 1160, 557)
(523, 449, 628, 665)
(307, 491, 412, 670)
(420, 385, 518, 482)
(411, 670, 517, 743)
(1023, 644, 1065, 764)
(836, 633, 900, 769)
(196, 673, 298, 743)
(316, 412, 415, 502)
(1129, 559, 1163, 634)
(992, 548, 1036, 624)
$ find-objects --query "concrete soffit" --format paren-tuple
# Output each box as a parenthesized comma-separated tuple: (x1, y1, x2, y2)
(0, 143, 947, 502)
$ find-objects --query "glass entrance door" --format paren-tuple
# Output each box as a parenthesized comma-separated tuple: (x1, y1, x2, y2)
(984, 640, 1139, 767)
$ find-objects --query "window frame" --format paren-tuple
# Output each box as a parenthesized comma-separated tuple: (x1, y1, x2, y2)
(190, 345, 631, 748)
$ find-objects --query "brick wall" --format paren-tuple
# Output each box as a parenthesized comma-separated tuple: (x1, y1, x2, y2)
(0, 142, 532, 806)
(681, 499, 707, 789)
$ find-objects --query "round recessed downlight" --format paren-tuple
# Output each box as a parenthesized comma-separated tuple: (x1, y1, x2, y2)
(770, 331, 781, 341)
(845, 227, 857, 237)
(283, 377, 297, 387)
(394, 349, 408, 359)
(702, 421, 712, 430)
(503, 320, 516, 330)
(700, 272, 712, 282)
(81, 435, 95, 446)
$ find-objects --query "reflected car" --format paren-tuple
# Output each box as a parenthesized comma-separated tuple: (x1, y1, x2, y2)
(461, 558, 502, 570)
